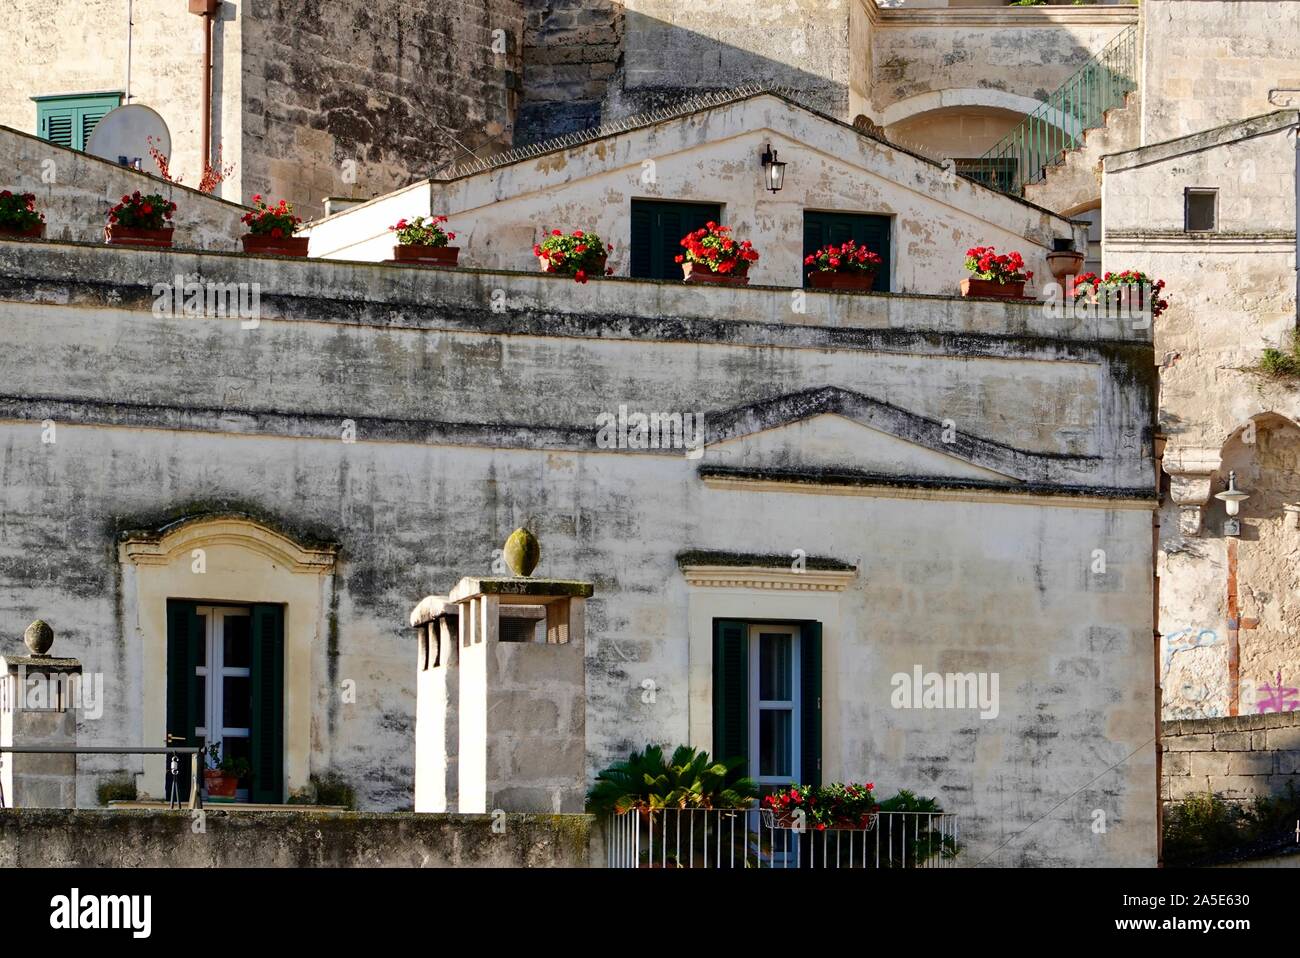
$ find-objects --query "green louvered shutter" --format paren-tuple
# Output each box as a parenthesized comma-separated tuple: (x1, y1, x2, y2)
(166, 601, 204, 802)
(800, 621, 822, 787)
(629, 199, 722, 280)
(250, 604, 285, 804)
(802, 210, 892, 292)
(712, 619, 749, 773)
(34, 93, 121, 150)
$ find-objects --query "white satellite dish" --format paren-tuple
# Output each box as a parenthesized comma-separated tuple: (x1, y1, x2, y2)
(85, 104, 171, 172)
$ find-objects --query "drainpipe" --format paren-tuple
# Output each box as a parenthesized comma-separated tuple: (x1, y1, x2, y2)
(189, 0, 220, 168)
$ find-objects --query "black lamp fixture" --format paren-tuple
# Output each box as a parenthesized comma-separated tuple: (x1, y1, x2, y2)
(760, 143, 786, 193)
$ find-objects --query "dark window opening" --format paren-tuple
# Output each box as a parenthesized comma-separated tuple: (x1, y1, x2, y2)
(630, 199, 722, 280)
(1185, 189, 1217, 232)
(802, 210, 892, 292)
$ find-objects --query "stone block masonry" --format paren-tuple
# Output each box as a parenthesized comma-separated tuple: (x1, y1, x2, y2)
(1161, 712, 1300, 803)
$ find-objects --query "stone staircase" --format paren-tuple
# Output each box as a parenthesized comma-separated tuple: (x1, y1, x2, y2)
(1022, 90, 1141, 214)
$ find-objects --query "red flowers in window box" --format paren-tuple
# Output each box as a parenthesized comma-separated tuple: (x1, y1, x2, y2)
(1071, 270, 1168, 320)
(675, 221, 758, 285)
(535, 228, 613, 283)
(960, 245, 1033, 299)
(0, 191, 45, 239)
(240, 195, 307, 257)
(389, 215, 459, 266)
(805, 240, 882, 291)
(104, 190, 176, 248)
(761, 781, 879, 830)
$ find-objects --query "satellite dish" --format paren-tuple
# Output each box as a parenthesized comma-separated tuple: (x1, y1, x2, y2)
(85, 104, 171, 172)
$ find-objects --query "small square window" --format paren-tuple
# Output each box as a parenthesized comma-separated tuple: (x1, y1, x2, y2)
(1185, 189, 1217, 232)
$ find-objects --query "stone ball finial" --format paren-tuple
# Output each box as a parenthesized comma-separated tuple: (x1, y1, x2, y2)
(503, 527, 540, 577)
(24, 620, 54, 656)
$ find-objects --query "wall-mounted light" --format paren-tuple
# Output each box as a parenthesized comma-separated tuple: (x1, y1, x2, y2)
(760, 144, 786, 193)
(1215, 471, 1250, 516)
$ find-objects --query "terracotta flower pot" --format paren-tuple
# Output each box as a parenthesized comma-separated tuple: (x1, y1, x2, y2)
(1045, 250, 1084, 285)
(104, 224, 174, 249)
(241, 234, 309, 257)
(960, 277, 1028, 300)
(808, 271, 876, 291)
(681, 261, 749, 286)
(203, 769, 238, 799)
(0, 223, 45, 240)
(392, 244, 459, 266)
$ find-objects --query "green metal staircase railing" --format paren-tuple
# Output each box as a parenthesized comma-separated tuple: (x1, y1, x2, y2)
(961, 24, 1138, 196)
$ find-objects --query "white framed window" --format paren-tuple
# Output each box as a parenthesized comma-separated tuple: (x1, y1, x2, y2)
(195, 605, 253, 801)
(747, 624, 801, 788)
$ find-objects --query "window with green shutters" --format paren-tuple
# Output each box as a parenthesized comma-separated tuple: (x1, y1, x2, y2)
(34, 93, 121, 151)
(630, 199, 722, 280)
(166, 600, 284, 804)
(713, 619, 821, 788)
(802, 210, 892, 292)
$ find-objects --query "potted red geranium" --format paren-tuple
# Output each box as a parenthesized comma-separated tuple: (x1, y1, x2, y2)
(240, 195, 307, 257)
(0, 191, 45, 239)
(676, 221, 758, 285)
(960, 246, 1033, 299)
(805, 240, 882, 291)
(105, 191, 176, 248)
(1071, 270, 1168, 320)
(535, 228, 613, 284)
(389, 214, 459, 265)
(762, 781, 879, 831)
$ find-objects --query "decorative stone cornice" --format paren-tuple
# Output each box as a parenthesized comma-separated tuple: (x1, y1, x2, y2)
(876, 6, 1138, 28)
(119, 516, 339, 574)
(681, 565, 858, 592)
(1161, 446, 1223, 537)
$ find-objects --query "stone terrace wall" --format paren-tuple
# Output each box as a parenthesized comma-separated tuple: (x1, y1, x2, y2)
(0, 126, 250, 250)
(0, 809, 597, 867)
(1162, 712, 1300, 804)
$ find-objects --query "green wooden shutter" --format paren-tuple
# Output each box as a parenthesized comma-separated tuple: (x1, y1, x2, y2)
(166, 601, 204, 802)
(800, 621, 822, 787)
(802, 210, 892, 292)
(629, 200, 723, 280)
(34, 93, 121, 151)
(250, 604, 285, 804)
(712, 619, 749, 772)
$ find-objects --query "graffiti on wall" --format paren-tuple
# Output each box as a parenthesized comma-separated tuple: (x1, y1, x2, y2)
(1162, 627, 1229, 719)
(1256, 671, 1300, 713)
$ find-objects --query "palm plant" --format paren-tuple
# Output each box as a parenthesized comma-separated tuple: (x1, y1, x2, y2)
(586, 744, 757, 816)
(876, 789, 960, 866)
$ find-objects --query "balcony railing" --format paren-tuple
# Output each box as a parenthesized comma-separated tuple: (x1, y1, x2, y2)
(605, 807, 960, 868)
(962, 23, 1138, 196)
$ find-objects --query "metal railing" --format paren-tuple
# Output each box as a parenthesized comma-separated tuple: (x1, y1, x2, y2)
(962, 24, 1138, 196)
(0, 745, 204, 810)
(606, 808, 960, 868)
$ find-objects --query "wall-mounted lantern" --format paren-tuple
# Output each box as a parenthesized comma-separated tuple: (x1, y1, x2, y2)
(760, 144, 786, 193)
(1215, 470, 1250, 536)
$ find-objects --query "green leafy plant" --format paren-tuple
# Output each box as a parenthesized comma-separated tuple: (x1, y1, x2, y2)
(107, 191, 176, 230)
(390, 214, 455, 247)
(1164, 784, 1300, 866)
(1071, 269, 1169, 319)
(0, 190, 43, 231)
(534, 228, 613, 283)
(241, 194, 301, 238)
(586, 744, 758, 816)
(875, 789, 960, 866)
(763, 781, 879, 829)
(1258, 334, 1300, 380)
(204, 741, 251, 781)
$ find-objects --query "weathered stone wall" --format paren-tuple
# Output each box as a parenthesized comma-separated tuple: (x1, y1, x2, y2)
(240, 0, 525, 219)
(1162, 712, 1300, 804)
(0, 241, 1155, 865)
(1104, 114, 1300, 721)
(305, 94, 1085, 293)
(1141, 0, 1300, 144)
(0, 809, 597, 867)
(0, 126, 249, 249)
(518, 0, 624, 143)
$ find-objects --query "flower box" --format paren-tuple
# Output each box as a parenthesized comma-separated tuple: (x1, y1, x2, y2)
(765, 808, 878, 831)
(960, 277, 1027, 299)
(808, 271, 875, 291)
(682, 261, 749, 286)
(392, 244, 459, 266)
(104, 225, 174, 249)
(241, 234, 309, 257)
(0, 223, 45, 239)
